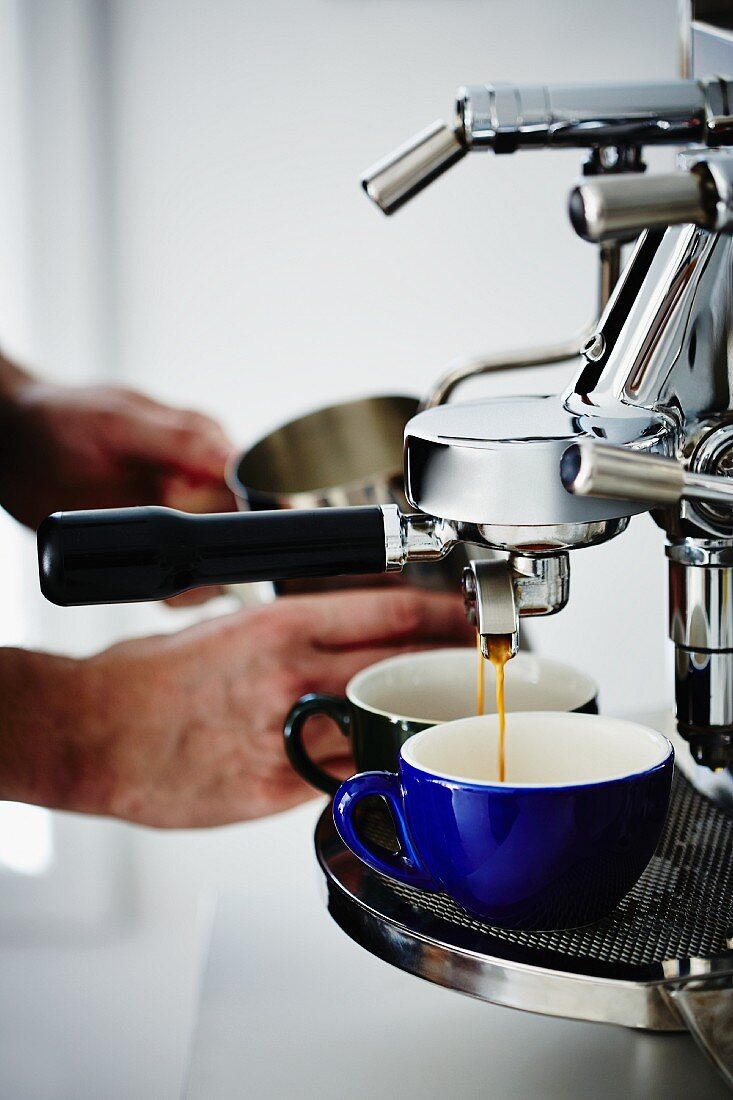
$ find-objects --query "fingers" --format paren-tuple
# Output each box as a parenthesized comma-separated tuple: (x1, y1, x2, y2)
(291, 587, 473, 649)
(161, 474, 237, 513)
(283, 713, 354, 763)
(296, 641, 451, 698)
(164, 585, 229, 608)
(275, 573, 404, 596)
(120, 397, 235, 482)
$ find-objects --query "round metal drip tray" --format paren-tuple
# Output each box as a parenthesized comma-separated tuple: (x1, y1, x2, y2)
(315, 771, 733, 1033)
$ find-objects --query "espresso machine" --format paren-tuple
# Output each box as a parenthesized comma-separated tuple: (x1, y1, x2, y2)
(35, 2, 733, 1085)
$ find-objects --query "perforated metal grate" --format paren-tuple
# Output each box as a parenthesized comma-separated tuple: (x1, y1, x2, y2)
(359, 771, 733, 967)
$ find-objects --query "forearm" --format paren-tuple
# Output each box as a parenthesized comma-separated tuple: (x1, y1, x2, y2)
(0, 647, 110, 814)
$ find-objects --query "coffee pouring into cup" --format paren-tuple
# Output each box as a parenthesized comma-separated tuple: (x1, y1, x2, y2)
(283, 649, 598, 795)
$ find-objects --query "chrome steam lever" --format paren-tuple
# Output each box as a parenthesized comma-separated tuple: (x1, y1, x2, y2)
(561, 439, 733, 511)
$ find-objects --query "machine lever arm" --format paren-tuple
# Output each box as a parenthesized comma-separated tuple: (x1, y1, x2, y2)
(362, 121, 466, 215)
(362, 78, 733, 215)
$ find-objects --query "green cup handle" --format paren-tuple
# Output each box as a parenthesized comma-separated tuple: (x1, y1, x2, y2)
(283, 693, 352, 795)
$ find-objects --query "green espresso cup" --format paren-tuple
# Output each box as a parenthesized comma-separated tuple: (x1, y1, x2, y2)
(283, 648, 598, 795)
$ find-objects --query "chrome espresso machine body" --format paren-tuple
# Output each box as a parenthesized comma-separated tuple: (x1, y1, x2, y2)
(361, 68, 733, 773)
(34, 7, 733, 1083)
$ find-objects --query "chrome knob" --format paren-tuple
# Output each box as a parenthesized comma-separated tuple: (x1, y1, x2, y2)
(569, 172, 708, 242)
(569, 153, 733, 242)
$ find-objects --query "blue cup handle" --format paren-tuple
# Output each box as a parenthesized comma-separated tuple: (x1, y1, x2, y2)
(333, 771, 437, 890)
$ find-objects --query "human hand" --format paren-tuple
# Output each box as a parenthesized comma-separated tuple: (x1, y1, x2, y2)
(56, 587, 473, 827)
(0, 376, 235, 529)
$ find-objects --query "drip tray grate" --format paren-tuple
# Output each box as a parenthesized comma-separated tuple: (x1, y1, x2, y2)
(315, 771, 733, 1031)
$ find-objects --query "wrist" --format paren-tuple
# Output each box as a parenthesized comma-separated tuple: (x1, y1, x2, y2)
(0, 649, 101, 812)
(79, 634, 186, 821)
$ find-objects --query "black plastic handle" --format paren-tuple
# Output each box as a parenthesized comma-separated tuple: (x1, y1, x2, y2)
(283, 693, 353, 796)
(37, 505, 388, 606)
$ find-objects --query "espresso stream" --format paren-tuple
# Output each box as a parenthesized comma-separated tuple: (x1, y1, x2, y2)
(476, 631, 514, 782)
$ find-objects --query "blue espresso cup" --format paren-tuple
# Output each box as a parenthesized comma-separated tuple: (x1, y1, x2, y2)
(333, 712, 673, 930)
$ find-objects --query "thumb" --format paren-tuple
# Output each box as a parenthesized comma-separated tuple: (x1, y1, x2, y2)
(161, 474, 237, 512)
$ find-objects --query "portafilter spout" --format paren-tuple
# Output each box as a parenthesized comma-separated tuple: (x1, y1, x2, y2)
(462, 556, 570, 660)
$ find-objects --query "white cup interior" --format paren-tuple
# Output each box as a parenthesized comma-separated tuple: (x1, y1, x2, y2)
(346, 648, 596, 724)
(401, 712, 672, 787)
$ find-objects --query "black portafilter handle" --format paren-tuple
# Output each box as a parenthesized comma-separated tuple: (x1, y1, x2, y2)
(37, 505, 391, 607)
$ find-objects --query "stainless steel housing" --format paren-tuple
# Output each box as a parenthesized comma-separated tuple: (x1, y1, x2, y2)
(403, 394, 672, 532)
(361, 32, 733, 772)
(669, 541, 733, 767)
(410, 217, 733, 764)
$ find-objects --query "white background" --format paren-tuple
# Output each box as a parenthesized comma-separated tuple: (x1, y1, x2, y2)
(0, 1, 680, 1097)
